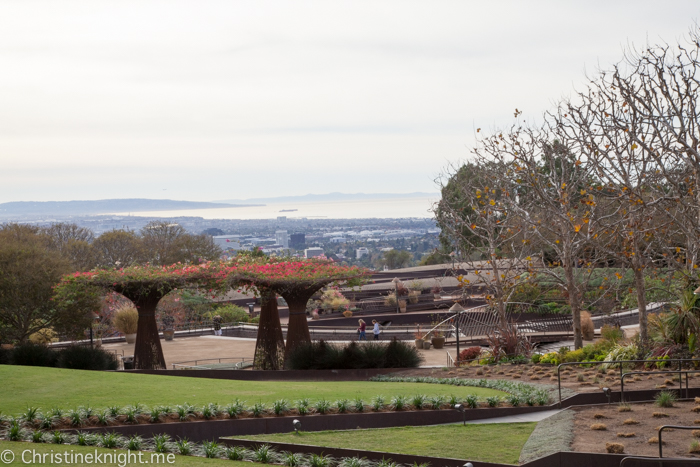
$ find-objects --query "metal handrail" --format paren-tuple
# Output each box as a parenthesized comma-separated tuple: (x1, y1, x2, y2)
(420, 305, 488, 339)
(446, 351, 455, 367)
(557, 358, 700, 407)
(658, 425, 700, 458)
(171, 357, 252, 370)
(621, 456, 700, 466)
(621, 369, 700, 401)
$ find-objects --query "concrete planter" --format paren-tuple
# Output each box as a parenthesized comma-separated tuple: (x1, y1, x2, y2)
(125, 333, 136, 344)
(163, 329, 175, 341)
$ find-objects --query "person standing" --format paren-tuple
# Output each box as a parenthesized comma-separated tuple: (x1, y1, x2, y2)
(372, 320, 380, 340)
(213, 315, 222, 336)
(358, 319, 367, 341)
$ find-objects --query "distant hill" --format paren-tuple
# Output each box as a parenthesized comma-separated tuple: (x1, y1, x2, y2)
(215, 192, 439, 204)
(0, 199, 256, 217)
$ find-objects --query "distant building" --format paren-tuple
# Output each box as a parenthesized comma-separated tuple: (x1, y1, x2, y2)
(290, 233, 305, 249)
(275, 230, 289, 248)
(213, 235, 241, 251)
(356, 247, 369, 259)
(304, 247, 324, 259)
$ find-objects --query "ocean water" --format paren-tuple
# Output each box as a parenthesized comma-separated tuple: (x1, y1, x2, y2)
(111, 195, 437, 220)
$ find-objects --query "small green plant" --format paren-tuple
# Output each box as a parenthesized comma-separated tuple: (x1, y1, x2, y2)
(618, 403, 632, 412)
(376, 460, 400, 467)
(53, 430, 68, 445)
(336, 399, 351, 413)
(339, 457, 367, 467)
(150, 406, 163, 422)
(68, 409, 83, 426)
(391, 395, 407, 411)
(108, 406, 121, 418)
(127, 435, 143, 451)
(123, 406, 138, 424)
(315, 399, 331, 415)
(297, 399, 310, 416)
(411, 394, 426, 410)
(31, 430, 44, 443)
(202, 441, 221, 459)
(486, 396, 500, 407)
(283, 451, 304, 467)
(176, 439, 192, 456)
(152, 433, 171, 453)
(252, 402, 267, 417)
(225, 446, 247, 461)
(97, 411, 110, 426)
(100, 432, 121, 449)
(202, 403, 219, 420)
(655, 391, 677, 408)
(507, 395, 521, 407)
(38, 414, 54, 430)
(273, 399, 289, 416)
(254, 444, 276, 464)
(353, 397, 364, 412)
(448, 394, 459, 408)
(536, 393, 549, 406)
(8, 419, 22, 441)
(225, 399, 246, 418)
(309, 453, 333, 467)
(371, 395, 385, 411)
(82, 406, 94, 418)
(76, 432, 89, 446)
(429, 395, 446, 409)
(465, 394, 479, 409)
(47, 407, 63, 419)
(176, 405, 193, 421)
(23, 406, 40, 424)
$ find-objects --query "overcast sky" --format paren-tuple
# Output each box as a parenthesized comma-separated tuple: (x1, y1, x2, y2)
(1, 1, 699, 203)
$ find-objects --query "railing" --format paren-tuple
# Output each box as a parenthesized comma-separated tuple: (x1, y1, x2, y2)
(446, 351, 455, 367)
(557, 358, 700, 406)
(171, 357, 252, 370)
(621, 369, 700, 401)
(420, 303, 574, 342)
(657, 425, 700, 458)
(620, 456, 700, 466)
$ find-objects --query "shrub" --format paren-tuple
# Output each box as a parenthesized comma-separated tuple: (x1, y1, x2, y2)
(531, 354, 541, 364)
(11, 343, 59, 367)
(655, 391, 677, 408)
(57, 346, 118, 371)
(617, 433, 635, 438)
(205, 304, 249, 324)
(605, 443, 624, 454)
(623, 419, 639, 425)
(691, 440, 700, 454)
(618, 403, 631, 412)
(458, 347, 482, 363)
(581, 311, 595, 340)
(286, 339, 422, 370)
(590, 423, 607, 430)
(112, 304, 138, 335)
(601, 325, 624, 342)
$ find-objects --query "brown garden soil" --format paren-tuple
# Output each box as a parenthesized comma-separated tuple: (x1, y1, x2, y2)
(572, 400, 700, 458)
(393, 364, 699, 394)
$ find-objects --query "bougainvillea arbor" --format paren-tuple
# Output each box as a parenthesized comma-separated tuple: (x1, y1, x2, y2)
(54, 263, 228, 370)
(229, 258, 369, 359)
(55, 258, 368, 371)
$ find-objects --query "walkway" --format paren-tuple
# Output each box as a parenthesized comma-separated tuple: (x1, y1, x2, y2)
(464, 409, 562, 424)
(103, 335, 451, 369)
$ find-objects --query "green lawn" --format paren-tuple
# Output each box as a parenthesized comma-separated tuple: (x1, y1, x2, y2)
(0, 366, 506, 416)
(237, 423, 535, 465)
(0, 440, 243, 467)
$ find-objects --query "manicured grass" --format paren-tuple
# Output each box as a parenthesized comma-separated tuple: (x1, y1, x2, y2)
(237, 423, 535, 464)
(0, 440, 242, 466)
(0, 366, 506, 416)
